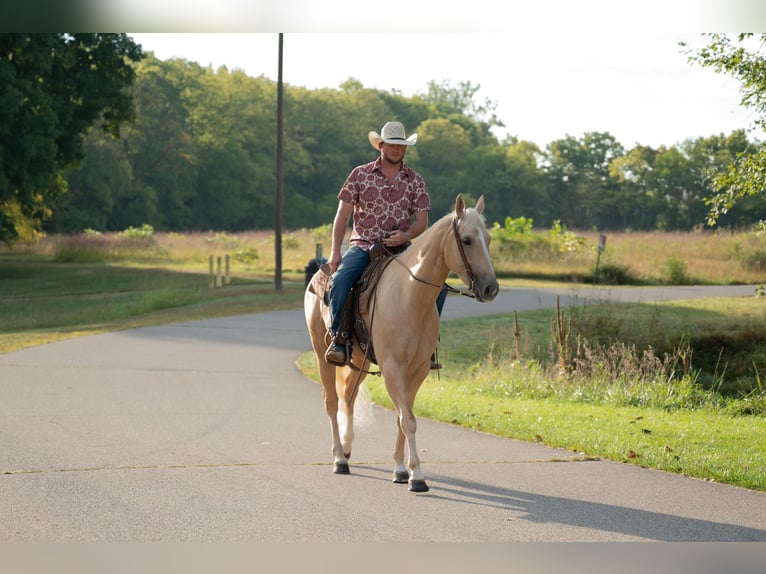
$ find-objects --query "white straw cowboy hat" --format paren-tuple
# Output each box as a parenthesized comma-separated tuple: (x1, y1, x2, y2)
(368, 121, 418, 150)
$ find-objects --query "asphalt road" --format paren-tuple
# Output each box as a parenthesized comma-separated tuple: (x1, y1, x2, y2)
(1, 284, 764, 542)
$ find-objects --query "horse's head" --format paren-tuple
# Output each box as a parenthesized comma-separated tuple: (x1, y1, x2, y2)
(448, 194, 499, 302)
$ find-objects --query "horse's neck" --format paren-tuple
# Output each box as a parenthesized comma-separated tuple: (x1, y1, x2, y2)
(399, 218, 451, 285)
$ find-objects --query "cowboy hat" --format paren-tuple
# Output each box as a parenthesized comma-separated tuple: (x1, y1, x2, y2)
(368, 121, 417, 150)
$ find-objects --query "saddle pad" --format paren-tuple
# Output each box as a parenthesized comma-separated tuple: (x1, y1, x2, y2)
(308, 263, 332, 299)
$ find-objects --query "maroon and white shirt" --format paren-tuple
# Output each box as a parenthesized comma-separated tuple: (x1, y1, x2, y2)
(338, 157, 431, 251)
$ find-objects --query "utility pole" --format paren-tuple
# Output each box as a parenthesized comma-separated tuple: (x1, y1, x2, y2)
(275, 32, 284, 291)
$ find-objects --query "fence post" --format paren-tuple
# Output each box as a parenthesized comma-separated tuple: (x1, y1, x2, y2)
(593, 234, 607, 285)
(225, 254, 231, 284)
(209, 255, 214, 288)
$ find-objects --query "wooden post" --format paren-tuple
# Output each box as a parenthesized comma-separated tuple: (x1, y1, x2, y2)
(209, 255, 214, 288)
(225, 254, 231, 284)
(216, 256, 222, 288)
(593, 234, 607, 285)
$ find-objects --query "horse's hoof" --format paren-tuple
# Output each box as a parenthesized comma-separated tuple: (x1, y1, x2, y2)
(408, 479, 429, 492)
(392, 470, 409, 484)
(333, 461, 350, 474)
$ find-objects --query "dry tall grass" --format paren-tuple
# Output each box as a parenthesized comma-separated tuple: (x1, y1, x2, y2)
(502, 228, 766, 285)
(3, 226, 765, 285)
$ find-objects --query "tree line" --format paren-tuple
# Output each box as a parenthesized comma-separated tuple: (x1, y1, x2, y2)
(3, 34, 765, 244)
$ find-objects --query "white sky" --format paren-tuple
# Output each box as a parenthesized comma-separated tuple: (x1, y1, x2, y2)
(128, 31, 759, 150)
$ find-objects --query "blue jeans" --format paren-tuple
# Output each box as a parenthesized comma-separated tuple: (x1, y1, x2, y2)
(328, 246, 448, 336)
(328, 246, 370, 335)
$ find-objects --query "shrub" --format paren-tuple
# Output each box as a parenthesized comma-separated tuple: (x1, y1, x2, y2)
(233, 246, 259, 263)
(594, 261, 632, 285)
(118, 224, 156, 240)
(662, 255, 689, 285)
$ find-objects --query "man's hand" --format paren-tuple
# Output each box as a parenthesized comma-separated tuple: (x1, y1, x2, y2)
(328, 251, 343, 272)
(383, 229, 410, 247)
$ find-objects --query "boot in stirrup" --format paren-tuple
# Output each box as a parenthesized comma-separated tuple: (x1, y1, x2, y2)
(324, 334, 347, 366)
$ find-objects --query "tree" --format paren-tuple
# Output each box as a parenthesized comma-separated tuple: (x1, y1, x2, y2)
(683, 33, 766, 227)
(543, 132, 625, 229)
(122, 55, 199, 231)
(678, 131, 754, 228)
(609, 145, 658, 229)
(0, 33, 143, 243)
(651, 146, 696, 230)
(498, 139, 550, 225)
(49, 128, 132, 232)
(407, 118, 473, 216)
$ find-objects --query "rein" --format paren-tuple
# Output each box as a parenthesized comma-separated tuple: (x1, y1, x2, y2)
(387, 214, 477, 299)
(344, 283, 381, 407)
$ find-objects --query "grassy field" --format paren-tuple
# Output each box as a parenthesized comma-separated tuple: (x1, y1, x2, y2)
(2, 227, 765, 490)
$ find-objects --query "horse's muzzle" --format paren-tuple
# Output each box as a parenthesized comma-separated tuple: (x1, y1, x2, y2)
(474, 279, 499, 302)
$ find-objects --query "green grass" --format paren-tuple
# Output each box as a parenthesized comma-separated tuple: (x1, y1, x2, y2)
(0, 255, 305, 353)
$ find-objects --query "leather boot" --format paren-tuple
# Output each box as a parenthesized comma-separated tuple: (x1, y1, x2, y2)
(324, 336, 347, 366)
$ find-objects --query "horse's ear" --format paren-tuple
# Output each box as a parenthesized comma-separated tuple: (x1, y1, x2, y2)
(455, 194, 465, 217)
(475, 195, 485, 214)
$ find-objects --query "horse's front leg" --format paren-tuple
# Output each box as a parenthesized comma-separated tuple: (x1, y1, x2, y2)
(385, 370, 429, 492)
(318, 362, 349, 475)
(398, 405, 428, 492)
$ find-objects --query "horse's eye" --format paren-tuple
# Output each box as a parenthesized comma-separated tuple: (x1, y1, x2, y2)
(462, 237, 472, 246)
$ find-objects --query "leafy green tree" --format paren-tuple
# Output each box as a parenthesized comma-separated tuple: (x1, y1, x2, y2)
(544, 132, 625, 229)
(49, 127, 132, 232)
(0, 33, 142, 242)
(678, 131, 754, 228)
(650, 146, 696, 230)
(122, 55, 199, 230)
(408, 117, 473, 216)
(609, 145, 658, 229)
(284, 85, 375, 227)
(417, 79, 502, 128)
(189, 66, 276, 229)
(684, 33, 766, 226)
(42, 38, 766, 236)
(497, 139, 550, 225)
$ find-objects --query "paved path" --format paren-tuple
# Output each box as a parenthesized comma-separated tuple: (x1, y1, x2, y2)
(1, 285, 764, 541)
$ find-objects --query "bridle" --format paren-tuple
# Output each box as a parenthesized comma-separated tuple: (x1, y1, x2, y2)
(389, 213, 478, 299)
(450, 214, 478, 297)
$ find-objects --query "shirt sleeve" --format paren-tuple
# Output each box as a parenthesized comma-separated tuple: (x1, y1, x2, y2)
(410, 171, 432, 212)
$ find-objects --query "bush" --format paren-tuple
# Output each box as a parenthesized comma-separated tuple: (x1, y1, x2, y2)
(594, 262, 632, 285)
(118, 224, 155, 240)
(662, 255, 689, 285)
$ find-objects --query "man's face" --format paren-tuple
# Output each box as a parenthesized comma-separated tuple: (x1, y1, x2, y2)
(380, 142, 407, 164)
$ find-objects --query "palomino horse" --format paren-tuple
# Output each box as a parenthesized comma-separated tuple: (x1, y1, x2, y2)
(303, 194, 499, 492)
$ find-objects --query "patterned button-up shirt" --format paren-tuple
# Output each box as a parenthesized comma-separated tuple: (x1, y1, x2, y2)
(338, 157, 431, 251)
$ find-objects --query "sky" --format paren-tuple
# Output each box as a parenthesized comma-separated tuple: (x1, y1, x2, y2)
(126, 30, 760, 151)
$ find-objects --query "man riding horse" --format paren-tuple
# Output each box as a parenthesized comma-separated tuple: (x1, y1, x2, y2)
(324, 121, 447, 368)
